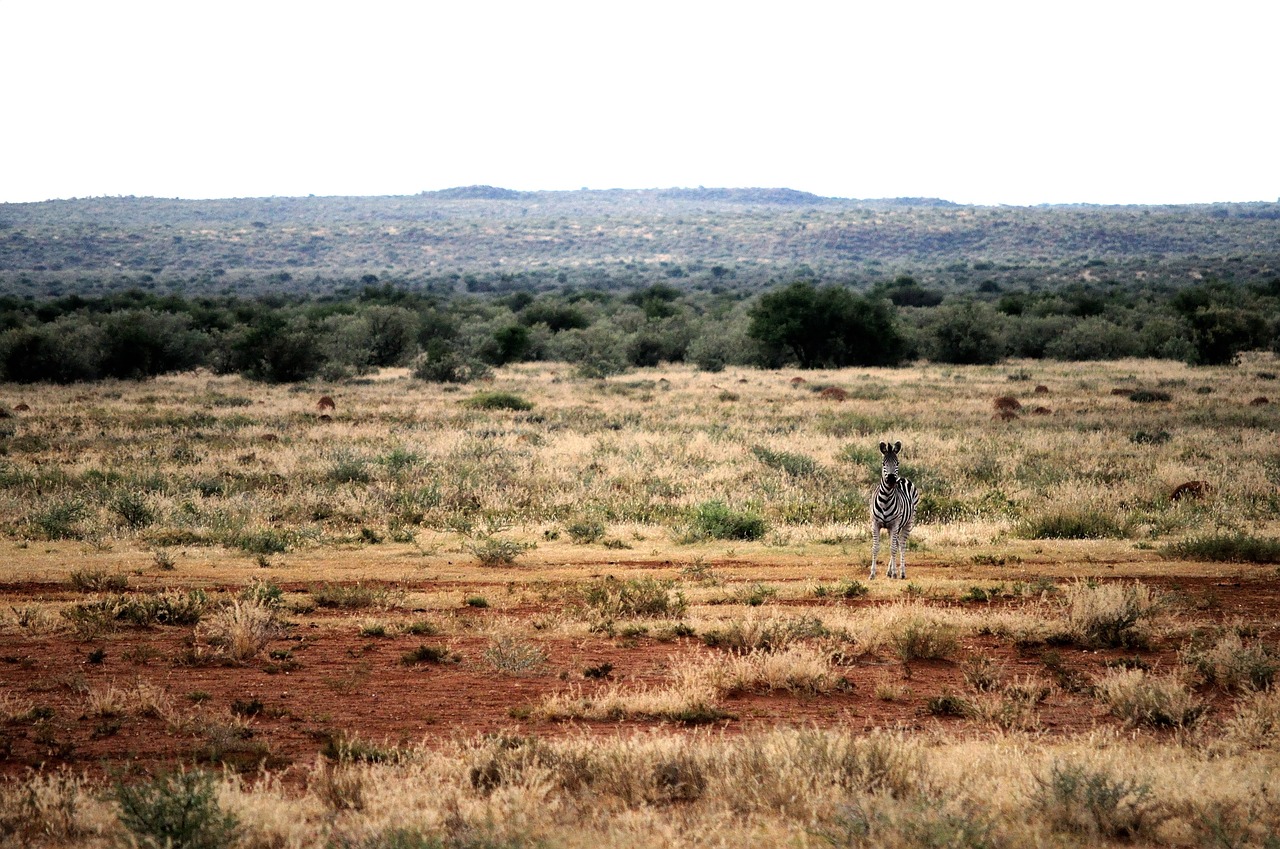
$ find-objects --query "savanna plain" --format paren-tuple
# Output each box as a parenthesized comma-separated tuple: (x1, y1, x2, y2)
(2, 357, 1279, 848)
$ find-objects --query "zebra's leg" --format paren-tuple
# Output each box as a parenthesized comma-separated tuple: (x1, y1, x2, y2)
(896, 529, 907, 580)
(888, 529, 898, 579)
(891, 526, 905, 579)
(870, 526, 880, 579)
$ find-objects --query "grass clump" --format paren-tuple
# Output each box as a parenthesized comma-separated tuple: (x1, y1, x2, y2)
(483, 634, 549, 675)
(892, 616, 960, 661)
(1182, 631, 1278, 692)
(814, 579, 869, 599)
(467, 536, 532, 566)
(112, 770, 239, 849)
(68, 568, 129, 593)
(686, 500, 767, 542)
(579, 577, 688, 621)
(1094, 668, 1205, 728)
(750, 445, 819, 477)
(462, 391, 533, 411)
(1018, 507, 1127, 540)
(312, 582, 391, 609)
(700, 613, 828, 652)
(1032, 760, 1153, 841)
(565, 517, 606, 544)
(1061, 581, 1157, 649)
(197, 600, 281, 663)
(1163, 533, 1280, 563)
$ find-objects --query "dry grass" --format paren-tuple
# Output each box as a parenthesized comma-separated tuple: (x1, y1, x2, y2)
(2, 358, 1280, 846)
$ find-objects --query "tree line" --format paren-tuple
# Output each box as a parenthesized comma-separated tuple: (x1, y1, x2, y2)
(1, 275, 1277, 385)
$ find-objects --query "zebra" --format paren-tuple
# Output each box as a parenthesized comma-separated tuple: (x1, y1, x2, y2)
(870, 441, 919, 579)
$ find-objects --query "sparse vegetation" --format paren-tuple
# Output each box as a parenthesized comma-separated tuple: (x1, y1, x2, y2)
(0, 355, 1278, 848)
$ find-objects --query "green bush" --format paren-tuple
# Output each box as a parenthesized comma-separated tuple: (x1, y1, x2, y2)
(462, 391, 534, 412)
(112, 770, 238, 849)
(467, 536, 531, 566)
(688, 500, 767, 541)
(1018, 508, 1126, 540)
(565, 517, 606, 544)
(1163, 533, 1280, 563)
(312, 582, 390, 609)
(111, 490, 156, 529)
(28, 498, 89, 540)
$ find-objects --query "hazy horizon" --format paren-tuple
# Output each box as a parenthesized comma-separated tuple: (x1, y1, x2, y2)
(4, 1, 1277, 207)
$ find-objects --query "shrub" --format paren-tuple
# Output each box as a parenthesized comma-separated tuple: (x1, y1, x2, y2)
(1018, 507, 1126, 540)
(1163, 533, 1280, 563)
(462, 391, 534, 412)
(581, 577, 688, 621)
(748, 281, 909, 368)
(68, 568, 129, 593)
(112, 770, 239, 849)
(1033, 760, 1153, 840)
(925, 692, 974, 718)
(687, 500, 767, 541)
(1062, 581, 1157, 649)
(28, 498, 89, 540)
(467, 536, 531, 566)
(111, 491, 156, 529)
(233, 528, 290, 556)
(483, 634, 549, 675)
(1094, 668, 1204, 728)
(565, 517, 606, 544)
(312, 582, 390, 609)
(1183, 632, 1278, 691)
(892, 616, 959, 661)
(1128, 389, 1171, 403)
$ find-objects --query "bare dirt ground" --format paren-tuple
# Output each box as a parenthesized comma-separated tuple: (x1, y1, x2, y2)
(3, 558, 1275, 783)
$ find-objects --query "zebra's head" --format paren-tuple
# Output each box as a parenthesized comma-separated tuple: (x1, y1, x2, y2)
(879, 441, 903, 488)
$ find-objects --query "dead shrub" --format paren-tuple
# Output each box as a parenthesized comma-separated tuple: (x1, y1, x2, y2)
(992, 396, 1022, 411)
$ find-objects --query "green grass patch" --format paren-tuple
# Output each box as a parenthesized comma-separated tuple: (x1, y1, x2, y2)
(687, 500, 767, 541)
(462, 391, 534, 411)
(1018, 508, 1127, 540)
(1163, 533, 1280, 563)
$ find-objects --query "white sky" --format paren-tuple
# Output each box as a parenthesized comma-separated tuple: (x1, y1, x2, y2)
(2, 1, 1277, 206)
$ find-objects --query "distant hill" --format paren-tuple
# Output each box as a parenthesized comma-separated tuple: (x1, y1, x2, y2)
(422, 185, 530, 200)
(656, 187, 832, 205)
(1, 189, 1277, 298)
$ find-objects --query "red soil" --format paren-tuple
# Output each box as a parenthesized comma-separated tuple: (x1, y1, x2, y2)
(2, 572, 1276, 780)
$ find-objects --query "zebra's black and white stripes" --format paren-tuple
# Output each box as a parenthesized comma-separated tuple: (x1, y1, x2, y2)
(870, 441, 919, 579)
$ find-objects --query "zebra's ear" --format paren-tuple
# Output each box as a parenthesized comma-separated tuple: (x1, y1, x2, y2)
(893, 441, 902, 453)
(879, 442, 889, 454)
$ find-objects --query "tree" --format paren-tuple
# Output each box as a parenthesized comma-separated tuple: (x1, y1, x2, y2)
(747, 281, 908, 368)
(925, 301, 1006, 364)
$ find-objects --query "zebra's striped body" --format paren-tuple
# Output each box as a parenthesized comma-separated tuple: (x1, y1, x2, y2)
(870, 441, 919, 579)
